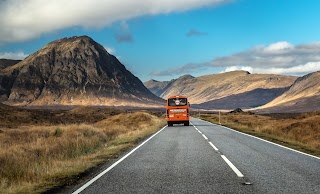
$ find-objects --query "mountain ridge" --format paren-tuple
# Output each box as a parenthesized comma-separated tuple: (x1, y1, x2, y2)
(145, 71, 297, 106)
(144, 74, 194, 97)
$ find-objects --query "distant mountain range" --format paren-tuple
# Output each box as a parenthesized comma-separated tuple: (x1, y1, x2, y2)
(145, 71, 320, 113)
(145, 71, 296, 108)
(1, 35, 318, 112)
(0, 36, 163, 107)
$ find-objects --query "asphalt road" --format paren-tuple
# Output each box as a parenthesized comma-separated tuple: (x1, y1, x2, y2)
(71, 117, 320, 194)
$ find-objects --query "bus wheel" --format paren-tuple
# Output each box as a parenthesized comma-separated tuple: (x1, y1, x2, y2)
(168, 122, 173, 127)
(184, 122, 189, 126)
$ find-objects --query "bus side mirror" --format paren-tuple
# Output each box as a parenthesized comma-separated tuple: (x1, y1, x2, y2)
(188, 102, 191, 107)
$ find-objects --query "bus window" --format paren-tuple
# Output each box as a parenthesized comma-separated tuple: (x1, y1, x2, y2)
(168, 98, 187, 106)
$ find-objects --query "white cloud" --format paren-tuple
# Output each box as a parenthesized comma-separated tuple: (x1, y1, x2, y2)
(0, 0, 227, 43)
(224, 66, 253, 73)
(210, 41, 320, 70)
(264, 41, 294, 52)
(256, 62, 320, 75)
(0, 51, 28, 60)
(222, 62, 320, 75)
(150, 41, 320, 77)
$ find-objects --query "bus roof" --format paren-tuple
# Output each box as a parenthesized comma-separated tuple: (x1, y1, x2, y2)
(167, 95, 187, 99)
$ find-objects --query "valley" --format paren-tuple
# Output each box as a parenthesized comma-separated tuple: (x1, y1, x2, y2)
(0, 35, 319, 194)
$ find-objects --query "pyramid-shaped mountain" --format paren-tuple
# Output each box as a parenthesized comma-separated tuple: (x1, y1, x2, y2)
(0, 36, 163, 107)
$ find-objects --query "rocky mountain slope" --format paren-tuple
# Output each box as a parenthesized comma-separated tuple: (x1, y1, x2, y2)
(0, 36, 163, 107)
(0, 59, 21, 70)
(145, 71, 297, 108)
(255, 71, 320, 113)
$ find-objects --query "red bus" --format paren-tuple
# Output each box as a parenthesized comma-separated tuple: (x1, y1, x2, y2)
(166, 95, 190, 126)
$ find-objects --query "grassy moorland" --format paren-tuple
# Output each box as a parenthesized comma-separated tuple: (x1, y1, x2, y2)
(197, 111, 320, 157)
(0, 105, 166, 193)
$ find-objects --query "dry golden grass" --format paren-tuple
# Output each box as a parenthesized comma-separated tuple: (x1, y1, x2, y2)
(0, 110, 166, 194)
(198, 112, 320, 156)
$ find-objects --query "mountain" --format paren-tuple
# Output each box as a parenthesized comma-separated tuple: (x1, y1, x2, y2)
(144, 74, 194, 97)
(0, 36, 163, 107)
(0, 59, 21, 70)
(145, 71, 297, 108)
(256, 71, 320, 113)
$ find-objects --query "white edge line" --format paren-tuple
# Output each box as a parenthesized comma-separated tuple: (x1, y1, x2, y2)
(218, 124, 320, 160)
(209, 142, 219, 151)
(221, 155, 244, 178)
(202, 134, 208, 140)
(72, 125, 167, 194)
(198, 118, 320, 160)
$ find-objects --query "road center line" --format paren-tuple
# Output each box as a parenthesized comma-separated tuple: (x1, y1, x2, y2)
(221, 155, 244, 178)
(72, 125, 167, 194)
(202, 134, 208, 140)
(209, 142, 219, 151)
(192, 121, 245, 179)
(191, 122, 203, 135)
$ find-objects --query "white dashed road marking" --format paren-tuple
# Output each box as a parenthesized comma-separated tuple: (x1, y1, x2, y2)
(191, 121, 245, 178)
(209, 142, 219, 151)
(202, 134, 208, 140)
(221, 155, 244, 177)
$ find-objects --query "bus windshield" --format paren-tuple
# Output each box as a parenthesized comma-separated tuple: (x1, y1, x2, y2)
(168, 98, 187, 106)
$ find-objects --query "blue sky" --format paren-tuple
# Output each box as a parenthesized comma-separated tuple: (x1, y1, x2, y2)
(1, 0, 320, 82)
